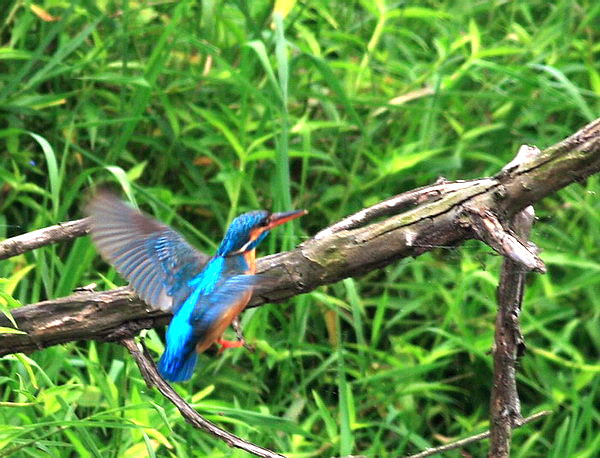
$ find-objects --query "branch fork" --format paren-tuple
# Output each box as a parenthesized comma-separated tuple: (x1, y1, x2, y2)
(2, 118, 600, 456)
(464, 205, 545, 273)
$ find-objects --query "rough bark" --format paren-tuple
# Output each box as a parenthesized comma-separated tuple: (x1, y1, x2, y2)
(0, 118, 599, 358)
(488, 207, 533, 457)
(0, 218, 89, 260)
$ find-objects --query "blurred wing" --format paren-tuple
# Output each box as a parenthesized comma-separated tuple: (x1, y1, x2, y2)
(190, 274, 264, 335)
(87, 191, 209, 311)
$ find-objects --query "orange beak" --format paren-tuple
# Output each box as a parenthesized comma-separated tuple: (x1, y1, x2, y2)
(231, 209, 308, 256)
(266, 209, 307, 230)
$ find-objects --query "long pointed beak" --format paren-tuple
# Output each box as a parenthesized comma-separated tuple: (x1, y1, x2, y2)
(267, 209, 307, 229)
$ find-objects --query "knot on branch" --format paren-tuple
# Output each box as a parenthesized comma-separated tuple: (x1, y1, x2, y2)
(498, 144, 542, 177)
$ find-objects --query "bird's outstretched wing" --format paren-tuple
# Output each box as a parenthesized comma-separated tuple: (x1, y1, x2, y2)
(87, 191, 209, 312)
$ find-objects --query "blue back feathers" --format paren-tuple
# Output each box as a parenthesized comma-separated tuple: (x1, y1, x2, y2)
(157, 257, 262, 382)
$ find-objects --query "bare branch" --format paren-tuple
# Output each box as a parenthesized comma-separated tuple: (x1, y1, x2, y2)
(120, 338, 284, 458)
(0, 218, 89, 260)
(406, 410, 551, 458)
(314, 179, 477, 239)
(488, 207, 535, 457)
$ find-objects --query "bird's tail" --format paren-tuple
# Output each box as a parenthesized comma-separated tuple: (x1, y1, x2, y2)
(158, 348, 198, 383)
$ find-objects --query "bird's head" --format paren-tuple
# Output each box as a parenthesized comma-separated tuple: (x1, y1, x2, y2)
(217, 209, 307, 257)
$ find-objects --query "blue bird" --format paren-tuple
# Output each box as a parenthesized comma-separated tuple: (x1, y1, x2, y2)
(87, 192, 306, 382)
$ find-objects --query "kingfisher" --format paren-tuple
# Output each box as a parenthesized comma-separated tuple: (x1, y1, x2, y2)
(87, 192, 306, 382)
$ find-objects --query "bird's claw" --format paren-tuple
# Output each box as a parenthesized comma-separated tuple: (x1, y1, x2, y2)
(217, 338, 245, 354)
(231, 317, 255, 352)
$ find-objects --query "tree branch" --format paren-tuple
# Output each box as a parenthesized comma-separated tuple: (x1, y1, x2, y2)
(0, 118, 600, 356)
(466, 205, 544, 273)
(120, 338, 284, 458)
(405, 410, 551, 458)
(488, 207, 534, 457)
(0, 218, 89, 260)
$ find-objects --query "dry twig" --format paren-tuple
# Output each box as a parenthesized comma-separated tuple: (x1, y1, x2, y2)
(406, 410, 551, 458)
(0, 218, 89, 260)
(120, 338, 284, 458)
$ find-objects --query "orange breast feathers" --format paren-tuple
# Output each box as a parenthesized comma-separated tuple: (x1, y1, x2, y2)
(195, 248, 258, 353)
(195, 288, 253, 353)
(243, 248, 256, 274)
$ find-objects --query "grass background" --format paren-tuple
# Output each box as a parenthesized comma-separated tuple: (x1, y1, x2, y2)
(1, 0, 599, 456)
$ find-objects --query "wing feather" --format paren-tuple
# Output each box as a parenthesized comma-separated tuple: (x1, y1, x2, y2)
(87, 191, 209, 311)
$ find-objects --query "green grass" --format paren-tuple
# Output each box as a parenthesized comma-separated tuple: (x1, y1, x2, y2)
(1, 0, 599, 456)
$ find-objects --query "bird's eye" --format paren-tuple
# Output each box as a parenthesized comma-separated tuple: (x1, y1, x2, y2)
(261, 217, 271, 227)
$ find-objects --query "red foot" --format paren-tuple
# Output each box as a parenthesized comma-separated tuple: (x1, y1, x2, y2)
(217, 338, 245, 354)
